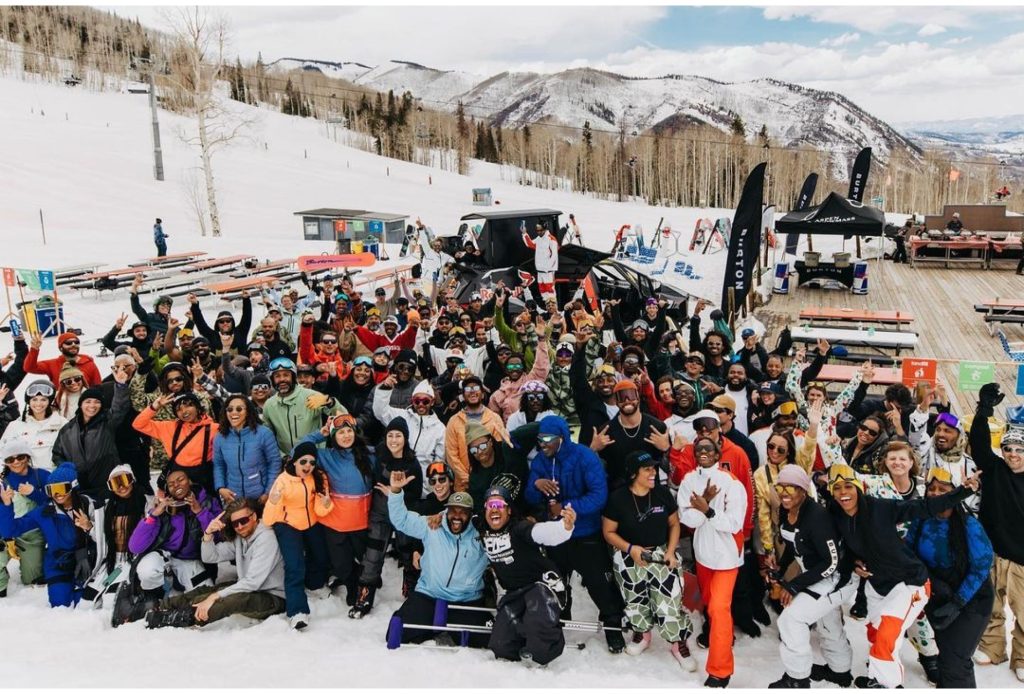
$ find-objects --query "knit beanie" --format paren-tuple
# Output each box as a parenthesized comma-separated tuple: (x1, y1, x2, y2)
(776, 465, 812, 493)
(80, 387, 105, 405)
(48, 462, 78, 486)
(59, 364, 84, 383)
(412, 380, 434, 399)
(291, 441, 319, 462)
(386, 416, 410, 439)
(394, 349, 417, 368)
(57, 332, 78, 348)
(1002, 427, 1024, 448)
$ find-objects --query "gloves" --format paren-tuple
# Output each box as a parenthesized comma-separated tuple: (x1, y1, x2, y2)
(927, 601, 961, 631)
(979, 383, 1004, 410)
(305, 393, 330, 411)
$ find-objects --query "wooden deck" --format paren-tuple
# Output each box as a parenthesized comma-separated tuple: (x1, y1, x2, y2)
(757, 259, 1024, 416)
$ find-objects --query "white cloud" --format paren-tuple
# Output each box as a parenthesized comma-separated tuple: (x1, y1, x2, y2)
(918, 23, 946, 37)
(821, 32, 861, 47)
(763, 6, 1023, 34)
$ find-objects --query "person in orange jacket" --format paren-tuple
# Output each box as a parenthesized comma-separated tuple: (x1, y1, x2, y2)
(133, 391, 216, 493)
(24, 332, 102, 387)
(262, 440, 333, 630)
(297, 315, 350, 383)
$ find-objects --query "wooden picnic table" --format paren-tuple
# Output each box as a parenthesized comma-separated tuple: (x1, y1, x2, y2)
(184, 254, 256, 272)
(202, 275, 282, 295)
(77, 266, 155, 282)
(139, 251, 208, 266)
(910, 236, 1004, 269)
(979, 299, 1024, 309)
(799, 307, 914, 326)
(817, 364, 901, 385)
(790, 325, 919, 352)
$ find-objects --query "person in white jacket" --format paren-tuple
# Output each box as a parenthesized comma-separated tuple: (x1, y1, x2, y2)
(678, 436, 747, 688)
(0, 380, 67, 470)
(373, 378, 446, 497)
(522, 222, 559, 299)
(143, 498, 286, 628)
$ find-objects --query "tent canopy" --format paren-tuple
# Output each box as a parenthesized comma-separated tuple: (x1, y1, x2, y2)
(776, 192, 885, 236)
(460, 209, 564, 266)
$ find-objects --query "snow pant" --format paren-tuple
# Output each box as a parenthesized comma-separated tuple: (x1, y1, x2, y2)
(612, 545, 691, 644)
(537, 271, 555, 297)
(273, 522, 330, 617)
(546, 533, 625, 628)
(387, 590, 490, 646)
(933, 582, 994, 688)
(136, 551, 211, 592)
(359, 492, 392, 588)
(732, 540, 766, 628)
(47, 579, 81, 608)
(856, 572, 937, 656)
(893, 237, 908, 263)
(978, 554, 1024, 669)
(490, 581, 565, 665)
(696, 563, 739, 679)
(0, 529, 45, 589)
(778, 575, 857, 679)
(81, 554, 131, 603)
(156, 242, 167, 258)
(159, 583, 285, 625)
(864, 580, 930, 688)
(323, 526, 367, 587)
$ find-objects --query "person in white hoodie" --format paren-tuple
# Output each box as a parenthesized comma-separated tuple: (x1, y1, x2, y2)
(678, 436, 747, 688)
(522, 222, 559, 299)
(0, 379, 67, 470)
(372, 378, 445, 498)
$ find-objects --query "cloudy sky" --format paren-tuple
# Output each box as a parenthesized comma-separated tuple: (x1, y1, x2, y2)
(105, 4, 1024, 124)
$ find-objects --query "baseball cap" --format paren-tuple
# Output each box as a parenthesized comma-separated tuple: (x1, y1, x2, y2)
(741, 328, 755, 339)
(446, 492, 474, 509)
(710, 394, 737, 412)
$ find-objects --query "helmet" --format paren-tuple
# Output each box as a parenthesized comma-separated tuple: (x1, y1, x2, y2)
(269, 357, 297, 375)
(154, 295, 173, 309)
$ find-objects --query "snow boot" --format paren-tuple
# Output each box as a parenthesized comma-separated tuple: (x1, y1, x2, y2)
(918, 653, 940, 685)
(0, 588, 6, 598)
(626, 631, 652, 656)
(769, 673, 810, 688)
(854, 676, 898, 689)
(697, 618, 711, 649)
(112, 585, 163, 628)
(704, 675, 730, 688)
(810, 663, 853, 687)
(348, 584, 376, 619)
(972, 649, 993, 665)
(671, 641, 698, 672)
(605, 626, 626, 654)
(850, 588, 867, 620)
(290, 613, 310, 631)
(736, 619, 762, 638)
(145, 606, 197, 629)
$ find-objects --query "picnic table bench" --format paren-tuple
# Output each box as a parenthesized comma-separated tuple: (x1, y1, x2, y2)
(201, 275, 283, 296)
(910, 237, 991, 268)
(799, 308, 914, 329)
(817, 364, 901, 385)
(975, 299, 1024, 334)
(790, 325, 918, 353)
(182, 255, 256, 273)
(227, 258, 296, 279)
(54, 263, 106, 283)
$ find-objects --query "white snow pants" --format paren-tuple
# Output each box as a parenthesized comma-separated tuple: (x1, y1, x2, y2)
(865, 580, 930, 688)
(136, 551, 211, 592)
(778, 575, 857, 679)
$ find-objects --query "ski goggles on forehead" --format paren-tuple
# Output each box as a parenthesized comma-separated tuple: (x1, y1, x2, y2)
(353, 356, 373, 368)
(623, 356, 641, 366)
(26, 382, 56, 398)
(45, 481, 75, 497)
(484, 498, 508, 511)
(330, 414, 357, 430)
(935, 412, 959, 430)
(537, 433, 561, 445)
(107, 472, 135, 492)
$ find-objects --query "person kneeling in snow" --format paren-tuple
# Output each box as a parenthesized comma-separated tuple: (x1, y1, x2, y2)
(481, 484, 574, 666)
(0, 462, 100, 608)
(144, 498, 286, 629)
(382, 472, 491, 646)
(82, 465, 149, 605)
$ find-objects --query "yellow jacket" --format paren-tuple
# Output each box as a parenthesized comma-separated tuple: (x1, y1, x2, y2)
(262, 472, 332, 531)
(753, 435, 817, 554)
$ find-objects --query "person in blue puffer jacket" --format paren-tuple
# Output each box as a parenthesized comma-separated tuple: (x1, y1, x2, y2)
(382, 473, 490, 646)
(907, 468, 995, 688)
(0, 462, 100, 608)
(213, 394, 282, 506)
(524, 415, 626, 653)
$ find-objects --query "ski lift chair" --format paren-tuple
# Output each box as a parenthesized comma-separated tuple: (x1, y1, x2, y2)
(997, 329, 1024, 363)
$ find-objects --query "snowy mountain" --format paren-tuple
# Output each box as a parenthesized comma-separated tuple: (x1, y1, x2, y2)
(899, 113, 1024, 161)
(270, 58, 920, 159)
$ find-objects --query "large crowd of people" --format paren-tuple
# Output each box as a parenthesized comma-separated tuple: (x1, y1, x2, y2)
(0, 251, 1021, 690)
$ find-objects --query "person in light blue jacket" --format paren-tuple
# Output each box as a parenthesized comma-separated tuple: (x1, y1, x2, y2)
(381, 471, 490, 646)
(212, 395, 282, 506)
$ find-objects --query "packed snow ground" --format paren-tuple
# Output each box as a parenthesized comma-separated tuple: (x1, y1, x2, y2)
(0, 75, 1018, 689)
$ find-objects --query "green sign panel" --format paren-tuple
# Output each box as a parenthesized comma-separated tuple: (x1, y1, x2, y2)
(871, 196, 884, 205)
(958, 361, 994, 390)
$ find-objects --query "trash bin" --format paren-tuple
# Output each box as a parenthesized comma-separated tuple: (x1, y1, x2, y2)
(773, 261, 791, 294)
(964, 414, 1006, 449)
(19, 296, 65, 337)
(852, 261, 869, 295)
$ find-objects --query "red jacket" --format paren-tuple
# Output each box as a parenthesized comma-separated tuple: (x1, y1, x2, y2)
(23, 349, 102, 387)
(298, 323, 351, 382)
(352, 321, 418, 361)
(670, 436, 754, 540)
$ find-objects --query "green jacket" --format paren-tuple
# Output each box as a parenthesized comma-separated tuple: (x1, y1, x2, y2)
(546, 338, 601, 424)
(262, 385, 345, 457)
(494, 308, 539, 369)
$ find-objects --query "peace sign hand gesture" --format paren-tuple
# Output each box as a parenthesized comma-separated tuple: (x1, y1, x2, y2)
(72, 509, 93, 532)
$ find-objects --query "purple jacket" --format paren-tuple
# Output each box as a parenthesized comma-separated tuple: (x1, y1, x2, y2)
(127, 490, 221, 560)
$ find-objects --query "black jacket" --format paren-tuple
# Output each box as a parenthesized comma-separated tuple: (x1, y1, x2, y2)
(969, 405, 1024, 564)
(570, 342, 610, 448)
(51, 384, 131, 501)
(779, 500, 843, 595)
(828, 486, 973, 595)
(190, 297, 253, 351)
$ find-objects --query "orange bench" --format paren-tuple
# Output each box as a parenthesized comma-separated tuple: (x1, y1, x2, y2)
(799, 308, 914, 325)
(816, 364, 901, 385)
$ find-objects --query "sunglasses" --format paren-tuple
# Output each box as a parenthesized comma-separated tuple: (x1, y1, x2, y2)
(524, 393, 545, 401)
(107, 473, 135, 491)
(225, 405, 248, 413)
(766, 442, 789, 454)
(217, 318, 233, 324)
(251, 384, 271, 392)
(230, 513, 256, 528)
(506, 363, 524, 371)
(395, 364, 415, 373)
(694, 445, 717, 455)
(537, 434, 560, 445)
(111, 364, 132, 372)
(295, 457, 316, 467)
(61, 339, 80, 346)
(45, 481, 74, 497)
(858, 424, 880, 436)
(166, 376, 185, 384)
(693, 419, 718, 432)
(1001, 445, 1024, 455)
(61, 376, 84, 387)
(623, 357, 640, 366)
(321, 338, 337, 345)
(468, 440, 492, 455)
(773, 483, 800, 495)
(484, 499, 508, 511)
(463, 384, 482, 394)
(446, 359, 465, 367)
(4, 454, 30, 465)
(428, 475, 449, 485)
(708, 406, 730, 414)
(412, 396, 433, 407)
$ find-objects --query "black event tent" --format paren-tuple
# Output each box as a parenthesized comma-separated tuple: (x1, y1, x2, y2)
(460, 208, 564, 266)
(776, 192, 885, 236)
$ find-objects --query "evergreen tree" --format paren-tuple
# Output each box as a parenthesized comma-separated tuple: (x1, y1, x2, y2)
(730, 114, 746, 138)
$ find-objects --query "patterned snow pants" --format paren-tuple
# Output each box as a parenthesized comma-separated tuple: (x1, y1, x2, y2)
(612, 545, 691, 643)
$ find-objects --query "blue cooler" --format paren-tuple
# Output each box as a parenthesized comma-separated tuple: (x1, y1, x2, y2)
(19, 297, 65, 337)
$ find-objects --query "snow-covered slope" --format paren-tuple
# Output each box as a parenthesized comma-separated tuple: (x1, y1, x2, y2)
(899, 113, 1024, 162)
(272, 58, 919, 158)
